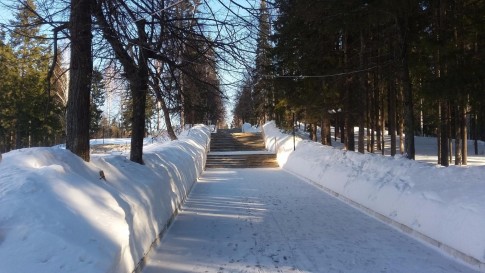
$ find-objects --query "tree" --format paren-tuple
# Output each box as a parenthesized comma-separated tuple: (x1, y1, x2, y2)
(233, 75, 255, 127)
(66, 0, 93, 161)
(90, 69, 105, 137)
(0, 31, 16, 152)
(2, 0, 64, 149)
(253, 0, 274, 124)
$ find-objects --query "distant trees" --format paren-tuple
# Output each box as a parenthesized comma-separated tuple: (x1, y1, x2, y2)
(0, 0, 64, 152)
(91, 0, 227, 163)
(90, 69, 106, 138)
(232, 0, 485, 166)
(2, 0, 255, 164)
(233, 75, 255, 127)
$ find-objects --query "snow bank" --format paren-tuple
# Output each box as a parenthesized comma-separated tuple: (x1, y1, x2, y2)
(241, 122, 260, 133)
(0, 125, 210, 273)
(263, 121, 485, 271)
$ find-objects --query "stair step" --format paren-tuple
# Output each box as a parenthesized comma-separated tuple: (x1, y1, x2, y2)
(207, 129, 276, 168)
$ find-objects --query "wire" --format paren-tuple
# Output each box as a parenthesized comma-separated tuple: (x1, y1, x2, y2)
(265, 63, 392, 79)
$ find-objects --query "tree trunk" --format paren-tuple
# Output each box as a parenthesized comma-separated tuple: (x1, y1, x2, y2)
(398, 86, 404, 154)
(128, 71, 148, 164)
(367, 75, 373, 153)
(358, 30, 365, 154)
(381, 90, 385, 155)
(448, 103, 453, 163)
(437, 103, 441, 164)
(440, 100, 449, 166)
(454, 104, 462, 165)
(358, 114, 365, 154)
(129, 20, 151, 164)
(389, 76, 397, 156)
(397, 16, 416, 160)
(321, 113, 331, 146)
(473, 114, 478, 155)
(375, 76, 381, 151)
(66, 0, 92, 162)
(335, 113, 340, 141)
(461, 103, 467, 165)
(340, 115, 345, 143)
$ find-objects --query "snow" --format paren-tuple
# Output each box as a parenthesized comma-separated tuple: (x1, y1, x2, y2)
(208, 151, 274, 155)
(143, 168, 478, 273)
(1, 120, 484, 272)
(262, 121, 485, 271)
(0, 125, 210, 273)
(242, 122, 261, 133)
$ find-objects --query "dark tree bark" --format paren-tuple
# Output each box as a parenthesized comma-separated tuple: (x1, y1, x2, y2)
(358, 30, 366, 154)
(440, 100, 450, 166)
(321, 112, 331, 146)
(375, 73, 382, 151)
(397, 16, 415, 160)
(388, 75, 397, 156)
(381, 89, 386, 155)
(129, 50, 149, 164)
(454, 104, 462, 165)
(461, 105, 467, 165)
(66, 0, 92, 162)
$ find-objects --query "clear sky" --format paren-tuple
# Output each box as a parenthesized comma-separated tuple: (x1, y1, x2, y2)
(0, 5, 13, 26)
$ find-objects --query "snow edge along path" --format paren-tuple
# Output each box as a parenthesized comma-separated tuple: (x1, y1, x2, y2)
(262, 121, 485, 272)
(0, 125, 210, 273)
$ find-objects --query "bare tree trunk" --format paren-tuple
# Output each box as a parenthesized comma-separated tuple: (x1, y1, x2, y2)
(473, 114, 478, 155)
(369, 79, 375, 153)
(381, 91, 385, 155)
(440, 100, 449, 166)
(397, 16, 415, 159)
(389, 76, 397, 156)
(448, 103, 453, 163)
(358, 114, 365, 154)
(66, 0, 92, 162)
(461, 102, 468, 165)
(398, 86, 405, 154)
(454, 104, 462, 165)
(358, 30, 365, 154)
(128, 71, 148, 164)
(313, 123, 318, 142)
(437, 103, 441, 164)
(367, 74, 373, 153)
(375, 77, 381, 151)
(321, 113, 331, 146)
(335, 113, 340, 141)
(340, 115, 345, 144)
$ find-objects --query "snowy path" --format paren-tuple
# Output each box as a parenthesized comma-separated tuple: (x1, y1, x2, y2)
(143, 169, 477, 273)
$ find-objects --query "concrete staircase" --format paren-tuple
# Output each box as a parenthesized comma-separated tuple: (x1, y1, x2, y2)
(206, 129, 278, 168)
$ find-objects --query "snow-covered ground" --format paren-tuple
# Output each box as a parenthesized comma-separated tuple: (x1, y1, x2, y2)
(1, 121, 484, 272)
(293, 124, 485, 166)
(143, 168, 478, 273)
(0, 125, 210, 273)
(263, 121, 485, 271)
(242, 122, 261, 133)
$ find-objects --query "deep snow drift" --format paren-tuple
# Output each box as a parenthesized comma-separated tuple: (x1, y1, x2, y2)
(262, 121, 485, 271)
(0, 126, 210, 273)
(1, 121, 484, 272)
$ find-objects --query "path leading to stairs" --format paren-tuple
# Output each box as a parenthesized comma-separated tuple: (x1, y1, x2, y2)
(142, 168, 477, 273)
(206, 129, 278, 168)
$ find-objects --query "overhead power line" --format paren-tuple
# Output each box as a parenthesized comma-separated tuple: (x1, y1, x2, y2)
(265, 62, 393, 79)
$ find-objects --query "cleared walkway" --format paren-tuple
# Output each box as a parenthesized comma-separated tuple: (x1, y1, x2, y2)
(143, 169, 477, 273)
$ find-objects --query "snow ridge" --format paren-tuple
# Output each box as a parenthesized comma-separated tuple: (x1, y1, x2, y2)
(263, 121, 485, 272)
(0, 125, 210, 273)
